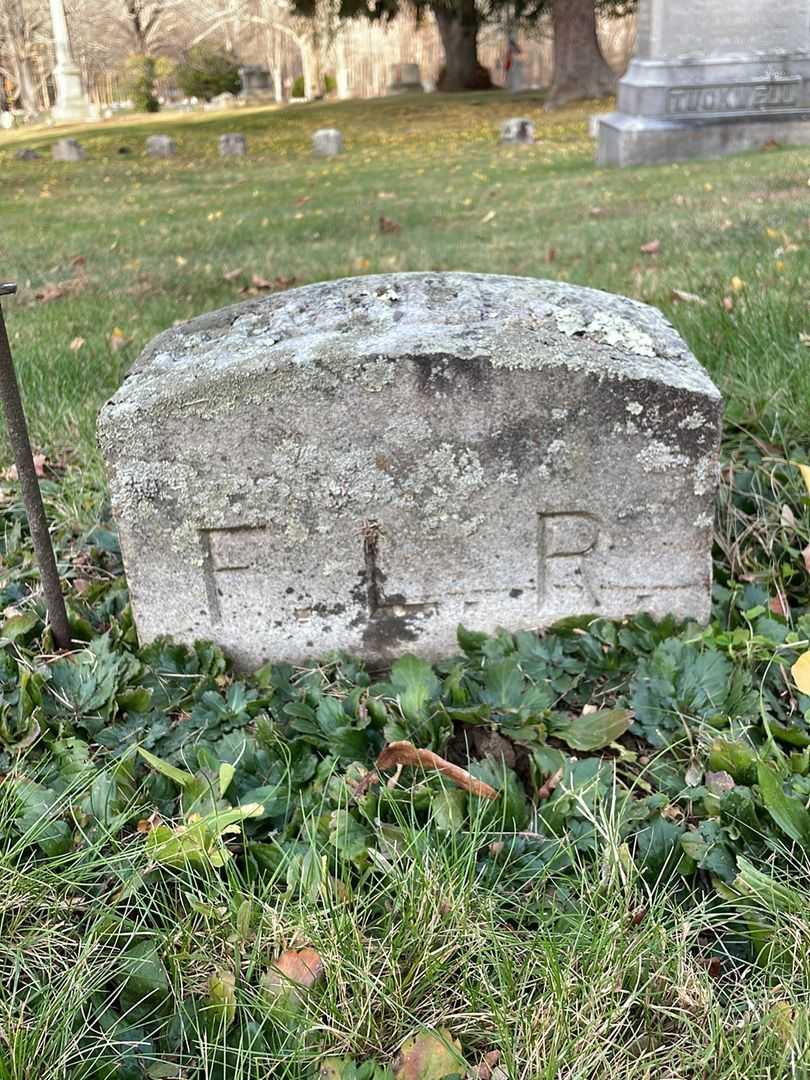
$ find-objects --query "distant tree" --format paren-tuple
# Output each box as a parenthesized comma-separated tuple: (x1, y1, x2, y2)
(0, 0, 44, 116)
(544, 0, 634, 107)
(175, 43, 240, 100)
(123, 52, 159, 110)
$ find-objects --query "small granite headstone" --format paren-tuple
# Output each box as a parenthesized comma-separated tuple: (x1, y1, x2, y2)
(52, 138, 85, 162)
(219, 133, 247, 157)
(500, 117, 535, 144)
(239, 65, 271, 94)
(387, 63, 424, 94)
(99, 272, 722, 670)
(207, 92, 237, 111)
(598, 0, 810, 165)
(15, 148, 40, 161)
(146, 134, 176, 158)
(312, 128, 343, 156)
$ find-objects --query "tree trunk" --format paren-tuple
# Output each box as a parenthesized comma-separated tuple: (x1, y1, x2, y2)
(433, 0, 492, 92)
(547, 0, 616, 108)
(14, 53, 39, 115)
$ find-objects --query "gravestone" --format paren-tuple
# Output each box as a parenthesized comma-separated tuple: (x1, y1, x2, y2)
(598, 0, 810, 166)
(98, 272, 722, 670)
(219, 133, 247, 157)
(387, 63, 424, 94)
(239, 65, 271, 94)
(15, 148, 40, 160)
(312, 128, 343, 156)
(500, 117, 535, 144)
(52, 137, 85, 162)
(146, 134, 176, 158)
(207, 91, 237, 111)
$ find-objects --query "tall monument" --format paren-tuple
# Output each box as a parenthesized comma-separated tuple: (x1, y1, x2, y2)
(598, 0, 810, 166)
(49, 0, 91, 122)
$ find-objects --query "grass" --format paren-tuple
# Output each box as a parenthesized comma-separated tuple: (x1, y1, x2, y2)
(3, 91, 810, 488)
(2, 93, 810, 1078)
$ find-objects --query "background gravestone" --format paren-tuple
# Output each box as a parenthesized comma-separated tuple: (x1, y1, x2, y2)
(387, 63, 424, 93)
(312, 128, 343, 156)
(52, 137, 85, 162)
(501, 118, 535, 144)
(99, 273, 722, 670)
(146, 134, 176, 157)
(598, 0, 810, 165)
(219, 133, 247, 157)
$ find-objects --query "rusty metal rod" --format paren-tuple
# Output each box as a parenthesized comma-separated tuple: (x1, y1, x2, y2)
(0, 282, 71, 651)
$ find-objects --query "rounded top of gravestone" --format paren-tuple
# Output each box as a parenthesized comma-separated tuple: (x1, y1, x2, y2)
(101, 273, 720, 423)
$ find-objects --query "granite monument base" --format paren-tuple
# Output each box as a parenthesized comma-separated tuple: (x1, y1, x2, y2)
(598, 111, 810, 166)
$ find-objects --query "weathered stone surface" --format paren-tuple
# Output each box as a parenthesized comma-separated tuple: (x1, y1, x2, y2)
(52, 137, 85, 162)
(500, 117, 535, 144)
(312, 128, 343, 156)
(599, 0, 810, 166)
(98, 272, 722, 670)
(15, 147, 40, 160)
(146, 134, 176, 158)
(388, 63, 424, 94)
(219, 133, 247, 157)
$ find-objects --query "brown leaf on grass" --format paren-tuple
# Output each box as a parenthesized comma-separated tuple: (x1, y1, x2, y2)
(34, 280, 72, 303)
(723, 296, 734, 312)
(640, 239, 661, 255)
(136, 811, 161, 834)
(69, 336, 86, 352)
(295, 195, 311, 206)
(537, 768, 563, 801)
(394, 1028, 466, 1080)
(802, 543, 810, 573)
(589, 206, 605, 217)
(770, 594, 790, 618)
(239, 274, 297, 296)
(379, 214, 401, 234)
(5, 453, 48, 482)
(544, 247, 556, 264)
(671, 288, 707, 306)
(70, 254, 86, 269)
(270, 947, 323, 990)
(371, 741, 499, 800)
(223, 267, 243, 281)
(472, 1050, 501, 1079)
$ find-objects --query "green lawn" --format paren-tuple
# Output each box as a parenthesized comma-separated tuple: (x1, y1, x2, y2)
(2, 94, 810, 1079)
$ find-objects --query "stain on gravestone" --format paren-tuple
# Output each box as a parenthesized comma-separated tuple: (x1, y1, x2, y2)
(98, 273, 722, 669)
(598, 0, 810, 166)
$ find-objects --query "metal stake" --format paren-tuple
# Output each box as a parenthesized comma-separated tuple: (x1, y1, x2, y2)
(0, 282, 71, 651)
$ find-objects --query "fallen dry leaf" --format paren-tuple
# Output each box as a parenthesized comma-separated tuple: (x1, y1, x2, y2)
(723, 296, 734, 312)
(69, 336, 86, 352)
(640, 239, 661, 255)
(797, 463, 810, 496)
(6, 453, 49, 481)
(769, 595, 790, 618)
(295, 195, 311, 206)
(394, 1028, 466, 1080)
(379, 214, 401, 234)
(70, 254, 86, 269)
(368, 741, 498, 800)
(35, 281, 72, 303)
(251, 273, 274, 290)
(223, 267, 243, 281)
(271, 947, 323, 989)
(544, 247, 556, 264)
(480, 209, 496, 224)
(671, 288, 707, 306)
(537, 768, 563, 801)
(589, 206, 605, 217)
(136, 811, 161, 834)
(792, 651, 810, 695)
(471, 1050, 501, 1080)
(781, 504, 797, 529)
(803, 543, 810, 573)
